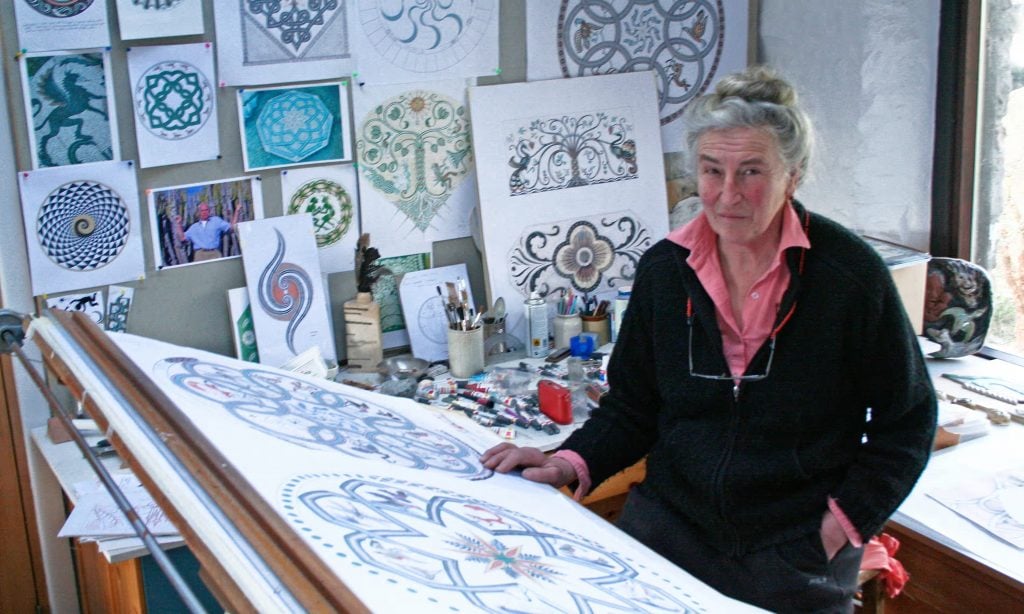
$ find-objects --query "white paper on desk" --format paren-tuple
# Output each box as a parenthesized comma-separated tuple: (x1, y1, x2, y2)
(72, 474, 143, 498)
(398, 264, 473, 362)
(59, 487, 178, 538)
(928, 465, 1024, 549)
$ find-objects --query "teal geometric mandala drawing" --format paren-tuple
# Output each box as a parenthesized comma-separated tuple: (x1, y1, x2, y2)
(257, 91, 333, 162)
(136, 60, 212, 140)
(287, 179, 353, 248)
(357, 90, 472, 232)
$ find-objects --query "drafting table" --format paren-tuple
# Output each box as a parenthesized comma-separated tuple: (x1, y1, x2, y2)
(21, 310, 761, 613)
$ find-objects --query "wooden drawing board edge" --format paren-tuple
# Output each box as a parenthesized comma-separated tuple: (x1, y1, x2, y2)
(34, 309, 370, 614)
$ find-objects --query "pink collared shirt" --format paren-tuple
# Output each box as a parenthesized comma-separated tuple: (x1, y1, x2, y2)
(557, 203, 861, 548)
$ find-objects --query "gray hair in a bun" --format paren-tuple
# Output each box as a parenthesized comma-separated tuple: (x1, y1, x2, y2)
(682, 65, 814, 184)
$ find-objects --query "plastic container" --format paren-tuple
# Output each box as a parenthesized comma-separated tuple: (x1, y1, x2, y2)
(551, 313, 582, 349)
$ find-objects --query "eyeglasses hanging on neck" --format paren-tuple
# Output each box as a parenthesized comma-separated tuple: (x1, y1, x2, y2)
(685, 297, 796, 383)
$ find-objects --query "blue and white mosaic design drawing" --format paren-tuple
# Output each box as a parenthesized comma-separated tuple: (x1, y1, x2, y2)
(158, 360, 492, 479)
(37, 180, 128, 271)
(135, 60, 213, 140)
(357, 0, 495, 73)
(509, 211, 652, 296)
(505, 110, 637, 196)
(557, 0, 725, 127)
(131, 0, 184, 8)
(280, 472, 706, 612)
(27, 52, 113, 168)
(240, 83, 348, 170)
(243, 0, 349, 59)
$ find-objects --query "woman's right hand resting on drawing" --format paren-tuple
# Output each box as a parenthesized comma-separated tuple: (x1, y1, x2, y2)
(480, 443, 578, 488)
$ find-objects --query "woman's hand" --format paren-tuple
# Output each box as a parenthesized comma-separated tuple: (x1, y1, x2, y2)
(480, 443, 578, 488)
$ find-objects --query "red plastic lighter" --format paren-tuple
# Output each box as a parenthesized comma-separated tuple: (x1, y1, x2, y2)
(537, 379, 573, 424)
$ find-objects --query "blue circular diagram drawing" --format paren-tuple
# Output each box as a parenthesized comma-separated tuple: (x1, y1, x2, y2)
(23, 0, 94, 18)
(36, 180, 129, 271)
(136, 60, 213, 140)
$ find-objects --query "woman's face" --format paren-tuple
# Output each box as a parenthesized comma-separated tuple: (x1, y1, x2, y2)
(696, 127, 798, 249)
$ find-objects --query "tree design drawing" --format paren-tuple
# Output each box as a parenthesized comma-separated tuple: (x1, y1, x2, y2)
(357, 90, 473, 232)
(506, 111, 638, 196)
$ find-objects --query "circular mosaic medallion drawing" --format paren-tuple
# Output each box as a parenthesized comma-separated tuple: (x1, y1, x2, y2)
(558, 0, 725, 126)
(158, 359, 491, 479)
(135, 60, 213, 140)
(23, 0, 94, 18)
(257, 91, 333, 162)
(359, 0, 495, 72)
(131, 0, 185, 9)
(36, 180, 129, 271)
(357, 90, 472, 232)
(281, 473, 704, 612)
(287, 179, 354, 248)
(417, 295, 450, 345)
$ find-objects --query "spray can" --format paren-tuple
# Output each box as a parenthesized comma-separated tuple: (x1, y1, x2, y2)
(612, 285, 632, 342)
(525, 291, 549, 358)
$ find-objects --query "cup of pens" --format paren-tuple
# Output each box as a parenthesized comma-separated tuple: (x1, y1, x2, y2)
(448, 326, 485, 378)
(580, 296, 611, 347)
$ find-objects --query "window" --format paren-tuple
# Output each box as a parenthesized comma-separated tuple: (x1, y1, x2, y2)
(933, 0, 1024, 361)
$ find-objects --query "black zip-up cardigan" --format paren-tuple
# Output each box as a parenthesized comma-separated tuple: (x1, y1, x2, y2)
(559, 202, 937, 555)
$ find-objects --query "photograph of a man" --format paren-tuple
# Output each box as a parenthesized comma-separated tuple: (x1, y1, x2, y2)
(179, 201, 241, 262)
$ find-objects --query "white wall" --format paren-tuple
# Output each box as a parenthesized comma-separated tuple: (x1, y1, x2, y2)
(759, 0, 940, 251)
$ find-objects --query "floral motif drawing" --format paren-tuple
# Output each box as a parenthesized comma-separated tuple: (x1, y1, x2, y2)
(27, 53, 113, 168)
(287, 179, 354, 248)
(557, 0, 725, 126)
(257, 229, 314, 355)
(506, 110, 637, 196)
(357, 90, 473, 232)
(358, 0, 495, 72)
(243, 0, 348, 58)
(37, 180, 128, 271)
(509, 212, 652, 295)
(159, 360, 491, 478)
(281, 473, 704, 612)
(135, 60, 212, 140)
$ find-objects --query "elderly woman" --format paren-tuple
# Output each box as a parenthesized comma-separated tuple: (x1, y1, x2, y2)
(482, 66, 936, 612)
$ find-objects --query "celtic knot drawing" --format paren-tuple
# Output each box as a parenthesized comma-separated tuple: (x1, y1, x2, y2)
(23, 0, 94, 18)
(136, 61, 212, 140)
(257, 229, 314, 355)
(281, 473, 702, 612)
(359, 0, 495, 72)
(287, 179, 353, 248)
(357, 90, 473, 232)
(28, 53, 112, 168)
(158, 360, 491, 479)
(37, 181, 129, 271)
(506, 110, 637, 196)
(245, 0, 346, 56)
(509, 212, 652, 295)
(558, 0, 725, 126)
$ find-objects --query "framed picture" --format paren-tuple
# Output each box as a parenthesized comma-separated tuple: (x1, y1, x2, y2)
(237, 81, 353, 172)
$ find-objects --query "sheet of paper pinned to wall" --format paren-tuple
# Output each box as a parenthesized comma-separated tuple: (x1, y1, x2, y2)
(212, 1, 354, 86)
(14, 0, 111, 52)
(399, 263, 473, 362)
(525, 0, 750, 154)
(19, 160, 145, 297)
(280, 163, 360, 274)
(346, 0, 499, 86)
(114, 0, 204, 41)
(20, 49, 120, 170)
(46, 290, 105, 326)
(353, 78, 478, 258)
(237, 214, 337, 368)
(126, 42, 220, 168)
(468, 72, 670, 348)
(105, 284, 134, 333)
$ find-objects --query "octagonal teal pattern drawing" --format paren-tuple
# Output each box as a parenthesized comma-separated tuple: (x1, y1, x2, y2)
(257, 91, 333, 162)
(240, 82, 349, 171)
